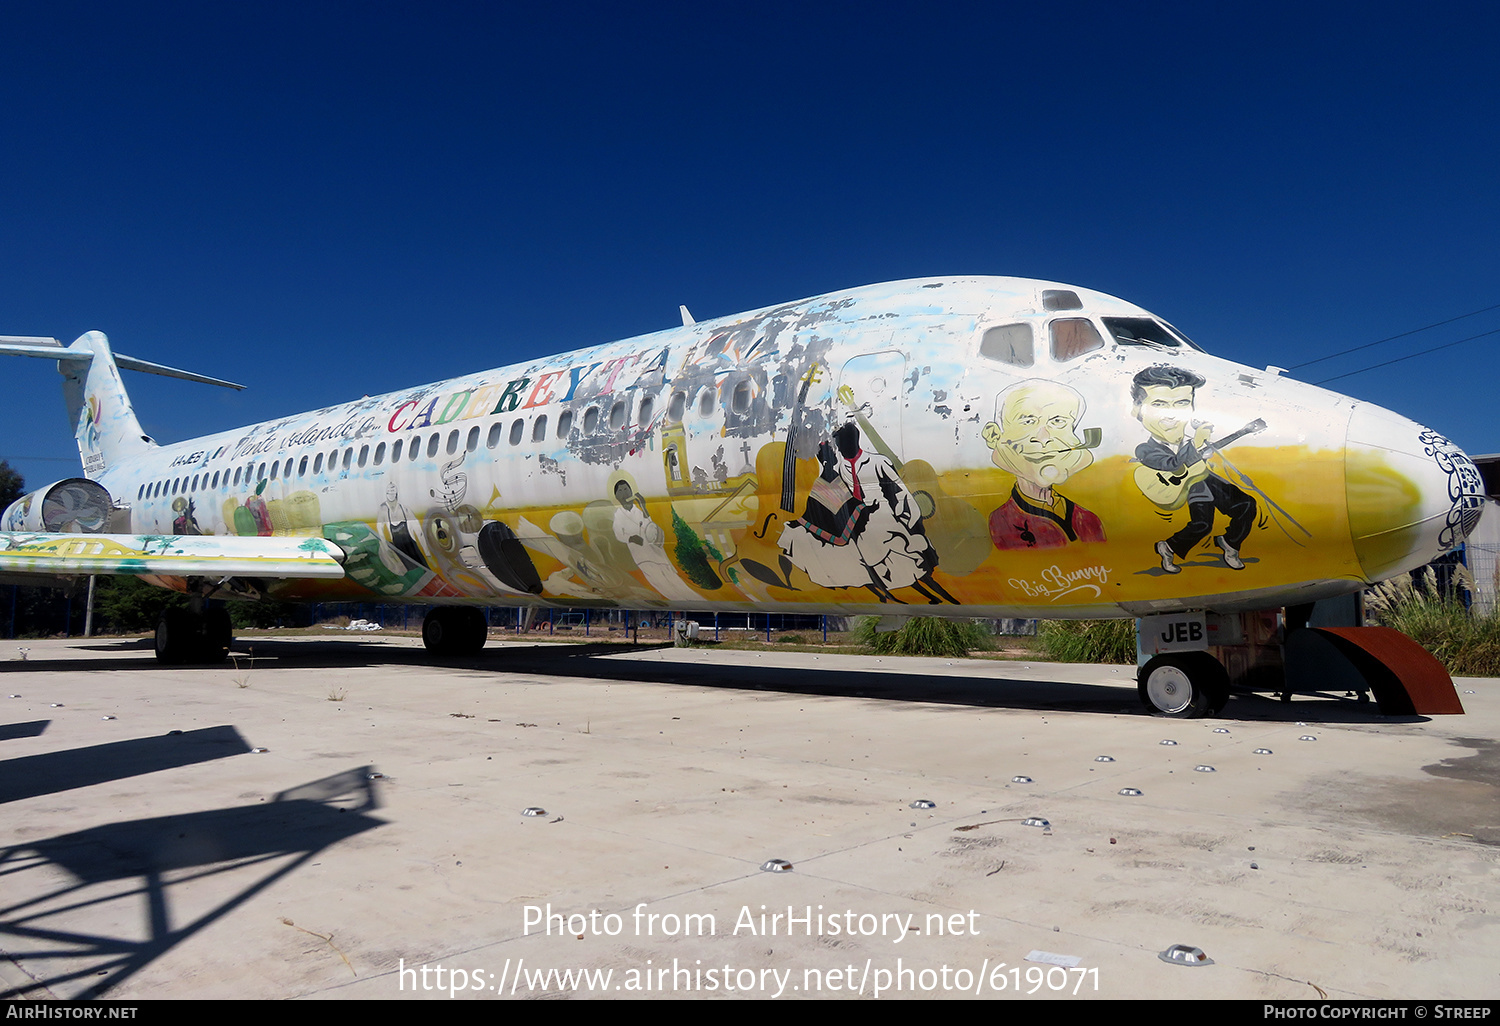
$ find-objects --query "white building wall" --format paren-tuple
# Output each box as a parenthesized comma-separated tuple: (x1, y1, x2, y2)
(1464, 499, 1500, 615)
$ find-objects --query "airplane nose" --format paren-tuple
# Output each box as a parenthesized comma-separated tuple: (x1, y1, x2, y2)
(1345, 403, 1486, 582)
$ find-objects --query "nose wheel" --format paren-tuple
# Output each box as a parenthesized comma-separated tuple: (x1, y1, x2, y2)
(1138, 652, 1230, 718)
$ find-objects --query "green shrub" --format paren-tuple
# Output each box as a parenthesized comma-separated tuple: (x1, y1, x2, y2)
(1036, 619, 1137, 663)
(853, 616, 992, 657)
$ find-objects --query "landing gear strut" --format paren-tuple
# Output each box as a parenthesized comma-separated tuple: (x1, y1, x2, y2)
(1138, 652, 1230, 718)
(422, 607, 488, 657)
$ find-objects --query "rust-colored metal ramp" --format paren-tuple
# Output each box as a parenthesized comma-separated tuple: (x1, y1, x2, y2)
(1285, 626, 1465, 715)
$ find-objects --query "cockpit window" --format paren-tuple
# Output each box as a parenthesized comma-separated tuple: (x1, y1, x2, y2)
(1102, 317, 1203, 352)
(979, 323, 1034, 367)
(1050, 318, 1105, 362)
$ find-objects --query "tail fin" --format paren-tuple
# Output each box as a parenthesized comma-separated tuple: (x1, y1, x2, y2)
(0, 331, 244, 480)
(61, 331, 154, 477)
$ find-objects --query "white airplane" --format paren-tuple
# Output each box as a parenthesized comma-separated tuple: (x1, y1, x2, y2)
(1, 277, 1485, 716)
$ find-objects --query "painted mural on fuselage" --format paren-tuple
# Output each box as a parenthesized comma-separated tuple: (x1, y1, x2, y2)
(100, 277, 1459, 615)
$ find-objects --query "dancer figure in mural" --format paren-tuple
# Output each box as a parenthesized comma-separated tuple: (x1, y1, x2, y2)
(833, 420, 957, 604)
(742, 440, 873, 592)
(744, 425, 954, 604)
(1130, 365, 1257, 573)
(983, 380, 1105, 550)
(612, 476, 699, 601)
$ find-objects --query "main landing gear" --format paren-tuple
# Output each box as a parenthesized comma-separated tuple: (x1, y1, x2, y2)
(1137, 652, 1230, 718)
(421, 607, 488, 657)
(154, 606, 233, 665)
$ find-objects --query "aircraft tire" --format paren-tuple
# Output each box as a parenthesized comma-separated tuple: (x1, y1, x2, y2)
(155, 608, 213, 665)
(456, 607, 488, 655)
(1138, 653, 1227, 718)
(423, 607, 487, 657)
(202, 607, 233, 664)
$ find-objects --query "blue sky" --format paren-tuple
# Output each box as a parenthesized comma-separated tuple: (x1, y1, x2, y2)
(3, 1, 1498, 488)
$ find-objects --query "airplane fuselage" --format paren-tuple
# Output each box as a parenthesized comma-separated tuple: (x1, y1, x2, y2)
(86, 276, 1484, 619)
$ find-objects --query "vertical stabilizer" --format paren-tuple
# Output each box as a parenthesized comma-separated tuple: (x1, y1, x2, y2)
(60, 331, 156, 478)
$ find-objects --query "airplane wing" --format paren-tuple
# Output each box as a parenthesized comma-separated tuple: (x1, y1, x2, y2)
(0, 532, 346, 579)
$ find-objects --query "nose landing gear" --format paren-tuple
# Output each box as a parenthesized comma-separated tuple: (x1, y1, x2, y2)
(1137, 652, 1230, 718)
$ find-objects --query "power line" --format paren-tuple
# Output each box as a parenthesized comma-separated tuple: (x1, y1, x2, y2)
(1312, 326, 1500, 385)
(1289, 302, 1500, 371)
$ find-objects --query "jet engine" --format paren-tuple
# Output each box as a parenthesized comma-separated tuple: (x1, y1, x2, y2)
(1, 478, 114, 534)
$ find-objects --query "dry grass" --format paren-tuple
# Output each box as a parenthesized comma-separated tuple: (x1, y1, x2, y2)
(1366, 566, 1500, 676)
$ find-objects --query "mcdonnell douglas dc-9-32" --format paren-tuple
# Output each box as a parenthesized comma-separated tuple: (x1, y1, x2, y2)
(1, 277, 1485, 717)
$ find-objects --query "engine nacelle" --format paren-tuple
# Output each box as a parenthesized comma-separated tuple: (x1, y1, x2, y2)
(2, 478, 114, 533)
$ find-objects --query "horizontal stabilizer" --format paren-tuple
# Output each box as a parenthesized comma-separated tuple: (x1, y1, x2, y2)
(0, 338, 90, 361)
(0, 532, 346, 579)
(112, 353, 245, 390)
(0, 335, 244, 389)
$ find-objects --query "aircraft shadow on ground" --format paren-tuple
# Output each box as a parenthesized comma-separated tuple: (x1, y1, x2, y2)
(0, 720, 49, 742)
(0, 765, 384, 999)
(479, 643, 1426, 724)
(0, 725, 252, 804)
(9, 638, 1426, 724)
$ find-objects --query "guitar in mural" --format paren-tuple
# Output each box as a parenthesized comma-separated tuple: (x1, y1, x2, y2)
(1133, 419, 1266, 510)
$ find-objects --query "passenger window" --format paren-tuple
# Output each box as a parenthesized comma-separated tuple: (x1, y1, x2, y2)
(1050, 318, 1105, 362)
(979, 324, 1033, 367)
(510, 419, 524, 445)
(372, 445, 383, 467)
(358, 445, 369, 468)
(557, 410, 573, 437)
(638, 396, 654, 425)
(532, 415, 548, 442)
(583, 407, 599, 433)
(427, 434, 440, 458)
(487, 422, 503, 448)
(609, 401, 626, 430)
(342, 449, 353, 470)
(668, 391, 686, 422)
(313, 454, 323, 475)
(699, 387, 715, 417)
(391, 440, 403, 463)
(732, 380, 750, 414)
(446, 430, 459, 455)
(466, 426, 479, 452)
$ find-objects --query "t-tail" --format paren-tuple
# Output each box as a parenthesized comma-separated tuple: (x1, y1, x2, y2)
(0, 331, 243, 478)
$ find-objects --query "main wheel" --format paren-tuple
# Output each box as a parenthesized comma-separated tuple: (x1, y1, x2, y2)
(155, 609, 193, 665)
(423, 607, 488, 657)
(202, 607, 232, 663)
(1138, 652, 1229, 718)
(155, 608, 231, 665)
